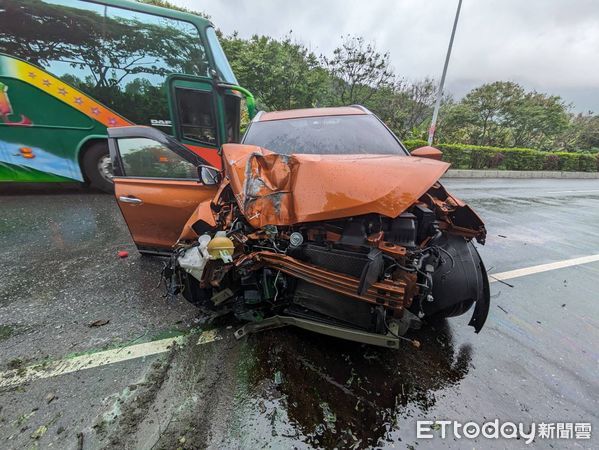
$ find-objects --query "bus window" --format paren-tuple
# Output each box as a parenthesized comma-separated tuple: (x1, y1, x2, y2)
(175, 88, 217, 146)
(0, 0, 211, 130)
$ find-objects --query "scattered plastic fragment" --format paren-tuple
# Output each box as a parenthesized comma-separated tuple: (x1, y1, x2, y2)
(118, 250, 129, 258)
(319, 402, 337, 431)
(31, 425, 47, 440)
(274, 371, 283, 385)
(88, 319, 109, 328)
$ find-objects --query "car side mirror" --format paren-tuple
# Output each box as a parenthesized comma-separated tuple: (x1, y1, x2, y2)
(410, 146, 443, 161)
(198, 165, 221, 185)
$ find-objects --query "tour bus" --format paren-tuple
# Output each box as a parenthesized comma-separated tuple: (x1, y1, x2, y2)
(0, 0, 253, 192)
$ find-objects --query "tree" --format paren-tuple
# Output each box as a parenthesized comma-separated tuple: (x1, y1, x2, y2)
(136, 0, 210, 19)
(323, 36, 394, 105)
(557, 113, 599, 150)
(437, 81, 570, 149)
(361, 78, 439, 139)
(221, 33, 329, 111)
(575, 114, 599, 149)
(509, 91, 570, 149)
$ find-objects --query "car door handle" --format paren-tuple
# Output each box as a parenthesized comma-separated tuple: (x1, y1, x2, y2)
(118, 196, 143, 205)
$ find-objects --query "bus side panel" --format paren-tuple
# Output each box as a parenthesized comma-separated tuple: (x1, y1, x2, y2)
(0, 55, 129, 182)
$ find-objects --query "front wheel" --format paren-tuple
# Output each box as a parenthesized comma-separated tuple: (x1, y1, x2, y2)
(82, 142, 114, 193)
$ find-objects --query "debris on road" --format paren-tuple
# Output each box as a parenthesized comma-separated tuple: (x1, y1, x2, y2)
(274, 371, 283, 386)
(30, 425, 47, 440)
(489, 275, 514, 288)
(88, 319, 109, 328)
(497, 305, 509, 314)
(77, 431, 84, 450)
(117, 250, 129, 258)
(45, 392, 56, 404)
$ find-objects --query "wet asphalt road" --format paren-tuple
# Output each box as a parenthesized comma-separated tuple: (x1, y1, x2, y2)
(1, 179, 598, 449)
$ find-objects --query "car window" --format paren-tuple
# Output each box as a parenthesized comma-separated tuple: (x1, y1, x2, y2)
(117, 137, 197, 179)
(243, 115, 407, 155)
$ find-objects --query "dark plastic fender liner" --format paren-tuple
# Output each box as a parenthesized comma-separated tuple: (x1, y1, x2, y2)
(468, 256, 490, 333)
(421, 234, 490, 332)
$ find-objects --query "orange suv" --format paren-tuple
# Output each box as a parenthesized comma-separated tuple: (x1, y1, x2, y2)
(108, 106, 489, 348)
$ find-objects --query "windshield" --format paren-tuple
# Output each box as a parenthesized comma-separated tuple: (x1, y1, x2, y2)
(243, 115, 407, 155)
(206, 27, 238, 84)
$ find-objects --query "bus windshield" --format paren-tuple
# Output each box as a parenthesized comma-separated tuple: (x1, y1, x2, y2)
(206, 27, 238, 84)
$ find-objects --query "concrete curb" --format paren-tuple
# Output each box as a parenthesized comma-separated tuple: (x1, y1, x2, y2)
(443, 169, 599, 179)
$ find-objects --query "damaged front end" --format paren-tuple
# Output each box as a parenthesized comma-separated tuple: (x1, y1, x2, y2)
(165, 145, 490, 349)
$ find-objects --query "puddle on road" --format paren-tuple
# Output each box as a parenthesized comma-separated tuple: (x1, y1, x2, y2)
(229, 321, 472, 449)
(81, 322, 472, 449)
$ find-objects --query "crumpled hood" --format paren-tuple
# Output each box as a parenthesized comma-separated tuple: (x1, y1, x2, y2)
(221, 144, 450, 228)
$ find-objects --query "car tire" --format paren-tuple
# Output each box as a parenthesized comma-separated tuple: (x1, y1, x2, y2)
(82, 142, 114, 193)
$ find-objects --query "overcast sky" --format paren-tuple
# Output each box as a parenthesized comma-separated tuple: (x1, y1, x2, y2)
(175, 0, 599, 113)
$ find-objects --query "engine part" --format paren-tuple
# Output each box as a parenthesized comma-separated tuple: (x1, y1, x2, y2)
(388, 213, 417, 247)
(289, 231, 304, 247)
(239, 251, 408, 312)
(357, 248, 384, 296)
(207, 231, 234, 262)
(234, 315, 403, 349)
(177, 234, 211, 282)
(292, 280, 375, 330)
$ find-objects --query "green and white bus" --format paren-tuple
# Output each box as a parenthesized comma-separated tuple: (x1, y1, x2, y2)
(0, 0, 253, 192)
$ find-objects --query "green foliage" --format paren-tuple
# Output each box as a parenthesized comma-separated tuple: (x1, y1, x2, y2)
(437, 81, 570, 150)
(402, 139, 428, 150)
(323, 35, 394, 105)
(221, 33, 329, 111)
(121, 2, 599, 154)
(432, 143, 598, 172)
(136, 0, 211, 19)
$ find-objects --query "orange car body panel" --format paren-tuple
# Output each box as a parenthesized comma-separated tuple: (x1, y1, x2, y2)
(221, 144, 450, 229)
(178, 199, 218, 241)
(114, 178, 217, 248)
(410, 146, 444, 161)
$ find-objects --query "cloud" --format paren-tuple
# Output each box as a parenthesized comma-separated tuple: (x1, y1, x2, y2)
(175, 0, 599, 112)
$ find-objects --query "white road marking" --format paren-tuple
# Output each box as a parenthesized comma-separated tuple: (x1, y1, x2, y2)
(0, 330, 221, 389)
(489, 254, 599, 283)
(546, 189, 599, 194)
(2, 254, 599, 387)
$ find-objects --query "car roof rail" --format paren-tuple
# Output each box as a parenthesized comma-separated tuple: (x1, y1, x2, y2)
(251, 110, 265, 122)
(349, 104, 372, 114)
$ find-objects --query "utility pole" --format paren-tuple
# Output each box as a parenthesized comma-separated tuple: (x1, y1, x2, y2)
(428, 0, 462, 145)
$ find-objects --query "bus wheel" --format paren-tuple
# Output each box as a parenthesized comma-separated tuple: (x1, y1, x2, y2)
(83, 142, 114, 193)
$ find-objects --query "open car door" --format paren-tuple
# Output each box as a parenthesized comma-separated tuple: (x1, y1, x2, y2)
(107, 126, 218, 254)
